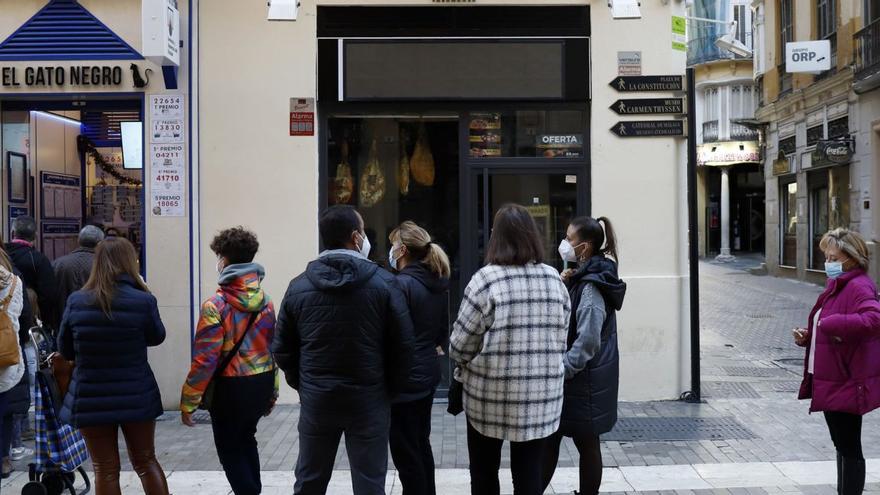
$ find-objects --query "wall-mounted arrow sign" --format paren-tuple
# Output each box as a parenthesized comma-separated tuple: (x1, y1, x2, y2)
(611, 98, 684, 115)
(610, 120, 685, 137)
(610, 75, 684, 92)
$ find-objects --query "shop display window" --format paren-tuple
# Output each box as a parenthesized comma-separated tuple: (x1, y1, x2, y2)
(326, 116, 460, 281)
(468, 110, 584, 158)
(781, 181, 798, 267)
(808, 166, 851, 270)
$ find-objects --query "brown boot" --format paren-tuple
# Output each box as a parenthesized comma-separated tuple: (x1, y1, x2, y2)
(1, 457, 13, 479)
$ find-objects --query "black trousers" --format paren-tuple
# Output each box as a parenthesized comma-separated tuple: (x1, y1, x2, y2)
(209, 371, 275, 495)
(389, 395, 436, 495)
(541, 430, 603, 495)
(824, 411, 863, 460)
(466, 421, 546, 495)
(295, 400, 390, 495)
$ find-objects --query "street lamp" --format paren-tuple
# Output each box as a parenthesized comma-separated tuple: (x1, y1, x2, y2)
(686, 17, 754, 59)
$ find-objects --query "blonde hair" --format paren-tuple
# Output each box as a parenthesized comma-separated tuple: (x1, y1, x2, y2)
(819, 228, 870, 270)
(389, 221, 451, 279)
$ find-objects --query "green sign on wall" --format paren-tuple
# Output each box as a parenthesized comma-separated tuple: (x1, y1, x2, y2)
(672, 16, 686, 52)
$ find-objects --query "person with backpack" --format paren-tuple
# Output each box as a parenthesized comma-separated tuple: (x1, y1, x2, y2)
(181, 227, 278, 495)
(57, 237, 168, 495)
(0, 248, 27, 480)
(387, 221, 450, 495)
(541, 216, 626, 495)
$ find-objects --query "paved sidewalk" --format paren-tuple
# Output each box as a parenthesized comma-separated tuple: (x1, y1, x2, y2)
(3, 259, 878, 494)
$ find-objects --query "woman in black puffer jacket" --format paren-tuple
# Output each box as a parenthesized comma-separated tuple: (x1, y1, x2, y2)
(542, 216, 627, 495)
(387, 221, 450, 495)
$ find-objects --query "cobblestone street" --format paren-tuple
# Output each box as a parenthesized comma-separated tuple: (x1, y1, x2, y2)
(4, 260, 880, 494)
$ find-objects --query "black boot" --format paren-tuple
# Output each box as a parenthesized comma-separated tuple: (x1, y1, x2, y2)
(841, 457, 866, 495)
(837, 453, 843, 495)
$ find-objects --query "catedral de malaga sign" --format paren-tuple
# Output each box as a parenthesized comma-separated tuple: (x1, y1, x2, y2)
(1, 65, 125, 87)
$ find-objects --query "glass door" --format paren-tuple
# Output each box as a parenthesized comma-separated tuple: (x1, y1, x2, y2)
(468, 170, 581, 277)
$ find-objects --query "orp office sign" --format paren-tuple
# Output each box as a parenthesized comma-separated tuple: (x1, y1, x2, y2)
(786, 40, 831, 73)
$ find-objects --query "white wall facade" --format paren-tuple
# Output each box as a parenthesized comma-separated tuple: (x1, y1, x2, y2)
(1, 0, 693, 405)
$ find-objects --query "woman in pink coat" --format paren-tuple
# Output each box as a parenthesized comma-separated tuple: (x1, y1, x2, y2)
(794, 228, 880, 495)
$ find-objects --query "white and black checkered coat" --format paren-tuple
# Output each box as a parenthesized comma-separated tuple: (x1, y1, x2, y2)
(450, 263, 571, 442)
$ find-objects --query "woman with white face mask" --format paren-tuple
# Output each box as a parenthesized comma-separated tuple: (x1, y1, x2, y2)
(386, 221, 450, 495)
(793, 228, 880, 495)
(543, 216, 626, 495)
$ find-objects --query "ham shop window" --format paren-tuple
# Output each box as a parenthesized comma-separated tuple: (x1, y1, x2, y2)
(325, 115, 461, 280)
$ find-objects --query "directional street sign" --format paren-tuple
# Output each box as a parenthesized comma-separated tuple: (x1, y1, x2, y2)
(611, 98, 684, 115)
(610, 75, 684, 92)
(611, 120, 684, 137)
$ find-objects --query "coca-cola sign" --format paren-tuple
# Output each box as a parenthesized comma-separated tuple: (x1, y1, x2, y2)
(817, 140, 853, 164)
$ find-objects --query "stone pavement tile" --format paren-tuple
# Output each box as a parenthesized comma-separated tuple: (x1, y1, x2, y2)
(694, 463, 787, 489)
(773, 461, 836, 485)
(547, 467, 633, 493)
(618, 465, 711, 491)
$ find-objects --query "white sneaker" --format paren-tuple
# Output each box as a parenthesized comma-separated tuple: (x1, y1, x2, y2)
(10, 447, 33, 461)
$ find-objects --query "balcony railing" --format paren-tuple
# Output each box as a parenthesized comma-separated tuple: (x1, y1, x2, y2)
(855, 18, 880, 83)
(702, 120, 719, 142)
(731, 123, 759, 141)
(687, 34, 753, 67)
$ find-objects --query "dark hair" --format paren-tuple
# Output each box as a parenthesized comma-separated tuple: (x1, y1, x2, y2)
(12, 215, 37, 241)
(210, 226, 259, 264)
(319, 205, 361, 250)
(485, 204, 544, 266)
(569, 216, 619, 262)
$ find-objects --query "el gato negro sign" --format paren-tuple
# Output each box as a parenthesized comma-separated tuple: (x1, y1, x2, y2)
(1, 65, 128, 88)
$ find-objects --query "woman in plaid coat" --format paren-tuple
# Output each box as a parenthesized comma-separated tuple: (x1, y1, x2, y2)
(450, 203, 571, 495)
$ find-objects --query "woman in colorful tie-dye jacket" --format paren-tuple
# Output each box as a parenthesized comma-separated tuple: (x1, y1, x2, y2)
(180, 227, 278, 495)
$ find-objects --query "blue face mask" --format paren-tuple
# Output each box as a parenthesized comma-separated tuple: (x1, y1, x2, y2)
(825, 261, 844, 279)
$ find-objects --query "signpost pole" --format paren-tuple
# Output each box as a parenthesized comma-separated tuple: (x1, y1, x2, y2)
(685, 67, 701, 403)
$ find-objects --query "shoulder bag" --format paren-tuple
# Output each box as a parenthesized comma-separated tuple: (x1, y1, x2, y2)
(200, 311, 259, 411)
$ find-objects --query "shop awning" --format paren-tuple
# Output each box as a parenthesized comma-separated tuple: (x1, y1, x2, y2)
(698, 141, 761, 167)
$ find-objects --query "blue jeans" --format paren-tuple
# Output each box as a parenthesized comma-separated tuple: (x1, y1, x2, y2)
(294, 400, 390, 495)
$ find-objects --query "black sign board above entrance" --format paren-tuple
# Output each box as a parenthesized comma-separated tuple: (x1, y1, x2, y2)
(813, 140, 854, 165)
(610, 120, 684, 137)
(610, 75, 684, 92)
(610, 98, 684, 115)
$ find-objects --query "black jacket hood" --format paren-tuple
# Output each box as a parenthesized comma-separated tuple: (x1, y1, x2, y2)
(399, 262, 449, 294)
(570, 255, 626, 311)
(306, 253, 379, 291)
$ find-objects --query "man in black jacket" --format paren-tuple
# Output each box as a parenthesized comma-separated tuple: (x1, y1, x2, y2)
(272, 205, 415, 495)
(5, 216, 60, 331)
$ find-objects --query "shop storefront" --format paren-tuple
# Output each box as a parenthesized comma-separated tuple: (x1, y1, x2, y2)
(316, 6, 591, 391)
(765, 101, 856, 283)
(0, 0, 193, 408)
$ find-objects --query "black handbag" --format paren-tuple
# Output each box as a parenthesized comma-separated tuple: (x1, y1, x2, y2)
(447, 377, 464, 416)
(200, 312, 259, 411)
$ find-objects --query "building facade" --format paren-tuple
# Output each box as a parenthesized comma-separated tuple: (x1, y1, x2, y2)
(754, 0, 879, 284)
(1, 0, 694, 407)
(690, 0, 764, 261)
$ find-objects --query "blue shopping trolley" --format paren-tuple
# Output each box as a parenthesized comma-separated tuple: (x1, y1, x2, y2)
(20, 326, 90, 495)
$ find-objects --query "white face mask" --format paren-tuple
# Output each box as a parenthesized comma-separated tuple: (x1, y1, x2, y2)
(357, 232, 372, 258)
(558, 239, 580, 263)
(388, 244, 401, 271)
(216, 257, 225, 274)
